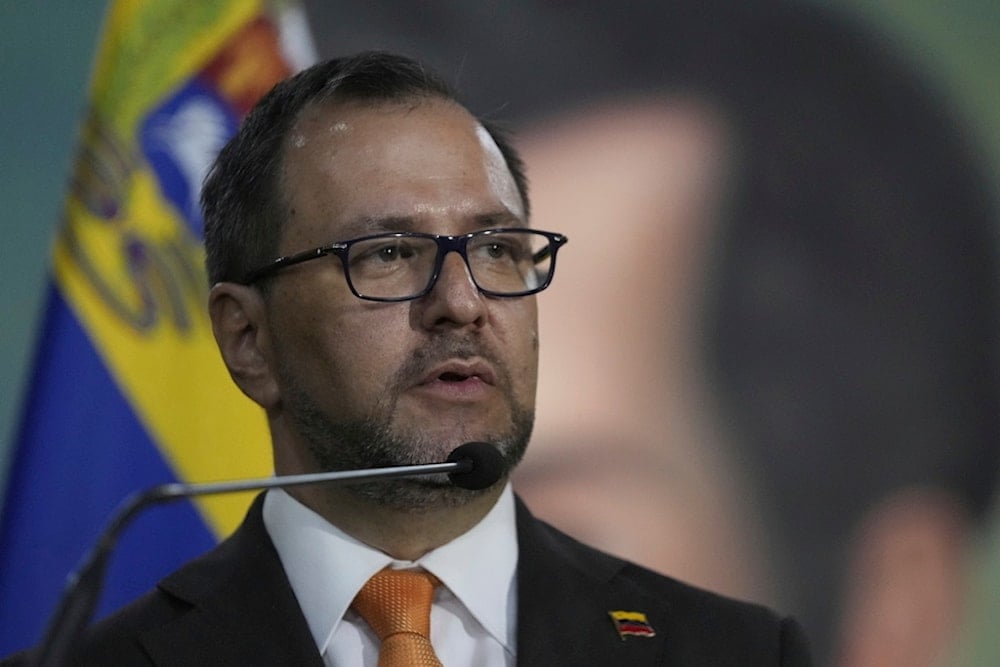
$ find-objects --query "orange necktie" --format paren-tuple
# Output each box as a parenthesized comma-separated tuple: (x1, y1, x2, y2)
(351, 568, 443, 667)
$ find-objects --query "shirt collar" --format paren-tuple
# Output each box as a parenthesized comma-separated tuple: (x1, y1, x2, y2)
(263, 484, 518, 654)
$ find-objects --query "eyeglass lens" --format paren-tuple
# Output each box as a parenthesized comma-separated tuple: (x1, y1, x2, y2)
(346, 231, 554, 299)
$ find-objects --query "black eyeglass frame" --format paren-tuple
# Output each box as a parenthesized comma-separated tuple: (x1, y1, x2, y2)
(241, 227, 568, 302)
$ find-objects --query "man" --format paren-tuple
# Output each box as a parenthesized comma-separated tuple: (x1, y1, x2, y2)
(14, 52, 810, 665)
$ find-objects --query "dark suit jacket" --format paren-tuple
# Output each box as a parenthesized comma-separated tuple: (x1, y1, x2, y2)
(12, 494, 811, 665)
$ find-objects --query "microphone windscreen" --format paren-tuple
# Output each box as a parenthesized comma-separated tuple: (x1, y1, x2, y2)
(446, 442, 504, 490)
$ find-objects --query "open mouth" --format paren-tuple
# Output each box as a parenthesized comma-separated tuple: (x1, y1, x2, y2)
(420, 360, 496, 387)
(439, 371, 473, 383)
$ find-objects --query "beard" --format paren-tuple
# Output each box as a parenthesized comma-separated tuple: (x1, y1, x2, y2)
(279, 336, 534, 511)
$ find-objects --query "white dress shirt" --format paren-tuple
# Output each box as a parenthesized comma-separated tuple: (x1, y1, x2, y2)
(262, 484, 519, 666)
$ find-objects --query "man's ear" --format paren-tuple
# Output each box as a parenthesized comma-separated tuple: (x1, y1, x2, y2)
(208, 282, 281, 410)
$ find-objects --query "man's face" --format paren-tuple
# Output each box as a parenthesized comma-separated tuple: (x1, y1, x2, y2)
(262, 98, 537, 504)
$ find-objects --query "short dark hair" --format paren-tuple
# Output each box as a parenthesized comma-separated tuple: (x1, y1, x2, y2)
(202, 51, 529, 286)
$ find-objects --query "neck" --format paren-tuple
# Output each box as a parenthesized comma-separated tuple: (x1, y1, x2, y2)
(288, 483, 505, 560)
(269, 426, 506, 559)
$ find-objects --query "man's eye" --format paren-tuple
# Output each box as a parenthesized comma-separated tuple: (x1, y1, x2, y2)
(375, 245, 401, 261)
(485, 243, 509, 258)
(357, 242, 415, 264)
(474, 240, 524, 263)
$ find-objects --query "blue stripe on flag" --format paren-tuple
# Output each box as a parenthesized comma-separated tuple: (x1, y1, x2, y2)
(0, 285, 216, 655)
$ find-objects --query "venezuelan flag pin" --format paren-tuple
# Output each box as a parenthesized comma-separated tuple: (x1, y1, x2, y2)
(608, 610, 656, 640)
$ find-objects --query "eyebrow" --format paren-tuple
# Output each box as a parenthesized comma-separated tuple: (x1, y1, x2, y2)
(345, 215, 419, 236)
(342, 211, 524, 238)
(473, 211, 523, 228)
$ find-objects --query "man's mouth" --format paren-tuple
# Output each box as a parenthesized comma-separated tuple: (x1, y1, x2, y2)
(419, 360, 497, 387)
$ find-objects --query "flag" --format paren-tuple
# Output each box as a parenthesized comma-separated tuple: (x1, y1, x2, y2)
(0, 1, 314, 654)
(608, 610, 657, 640)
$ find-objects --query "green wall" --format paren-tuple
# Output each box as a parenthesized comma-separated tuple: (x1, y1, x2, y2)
(0, 1, 107, 479)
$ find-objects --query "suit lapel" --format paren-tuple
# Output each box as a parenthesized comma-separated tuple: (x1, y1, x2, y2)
(126, 493, 674, 665)
(138, 494, 323, 667)
(514, 497, 670, 665)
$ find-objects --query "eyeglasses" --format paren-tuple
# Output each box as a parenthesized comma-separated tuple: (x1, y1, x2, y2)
(241, 228, 568, 302)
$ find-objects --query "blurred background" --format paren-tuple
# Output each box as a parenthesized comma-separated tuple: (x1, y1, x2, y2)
(2, 2, 998, 665)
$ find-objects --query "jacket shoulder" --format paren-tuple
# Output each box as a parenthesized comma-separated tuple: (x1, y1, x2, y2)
(516, 497, 812, 665)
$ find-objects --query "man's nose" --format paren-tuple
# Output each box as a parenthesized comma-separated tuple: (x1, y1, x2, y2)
(417, 250, 488, 330)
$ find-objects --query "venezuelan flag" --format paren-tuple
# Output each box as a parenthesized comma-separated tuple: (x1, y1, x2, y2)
(0, 1, 313, 654)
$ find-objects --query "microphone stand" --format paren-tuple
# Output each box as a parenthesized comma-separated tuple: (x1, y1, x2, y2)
(34, 459, 469, 667)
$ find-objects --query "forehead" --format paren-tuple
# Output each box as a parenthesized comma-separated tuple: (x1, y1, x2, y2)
(278, 98, 523, 242)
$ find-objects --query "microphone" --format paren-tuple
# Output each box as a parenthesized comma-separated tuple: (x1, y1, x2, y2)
(447, 441, 505, 490)
(34, 442, 504, 667)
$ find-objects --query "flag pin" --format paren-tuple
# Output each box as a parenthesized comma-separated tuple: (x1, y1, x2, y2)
(608, 610, 656, 640)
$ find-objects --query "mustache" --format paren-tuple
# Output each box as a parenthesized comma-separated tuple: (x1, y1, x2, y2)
(393, 336, 510, 389)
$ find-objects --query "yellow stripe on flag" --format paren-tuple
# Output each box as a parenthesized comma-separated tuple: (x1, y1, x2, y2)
(92, 2, 261, 136)
(51, 0, 307, 537)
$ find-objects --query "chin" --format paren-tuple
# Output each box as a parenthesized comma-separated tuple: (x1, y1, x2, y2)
(349, 476, 496, 512)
